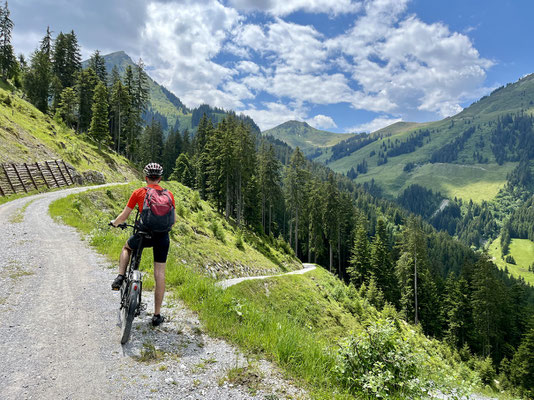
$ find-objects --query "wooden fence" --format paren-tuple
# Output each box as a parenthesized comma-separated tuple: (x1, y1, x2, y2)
(0, 160, 76, 196)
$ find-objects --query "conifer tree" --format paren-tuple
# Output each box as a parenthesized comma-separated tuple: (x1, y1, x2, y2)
(306, 179, 325, 263)
(88, 50, 107, 84)
(23, 50, 51, 113)
(0, 1, 16, 80)
(64, 30, 81, 86)
(76, 67, 97, 132)
(55, 87, 77, 128)
(370, 218, 396, 303)
(138, 119, 163, 165)
(110, 79, 129, 153)
(258, 143, 282, 235)
(88, 81, 110, 150)
(348, 214, 370, 285)
(193, 114, 213, 198)
(40, 26, 52, 59)
(162, 129, 183, 179)
(324, 173, 340, 273)
(284, 147, 308, 256)
(170, 153, 194, 187)
(443, 273, 471, 348)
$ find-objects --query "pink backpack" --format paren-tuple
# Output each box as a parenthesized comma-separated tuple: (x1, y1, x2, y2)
(139, 187, 175, 232)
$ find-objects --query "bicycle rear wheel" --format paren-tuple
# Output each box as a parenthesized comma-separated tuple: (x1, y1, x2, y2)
(120, 283, 139, 344)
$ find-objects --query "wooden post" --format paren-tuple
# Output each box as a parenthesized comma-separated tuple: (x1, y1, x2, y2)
(24, 163, 39, 190)
(62, 160, 75, 185)
(55, 160, 69, 186)
(13, 163, 28, 193)
(45, 161, 60, 187)
(3, 164, 16, 194)
(36, 162, 50, 188)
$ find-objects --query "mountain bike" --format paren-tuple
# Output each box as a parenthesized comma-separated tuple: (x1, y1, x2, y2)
(110, 217, 148, 344)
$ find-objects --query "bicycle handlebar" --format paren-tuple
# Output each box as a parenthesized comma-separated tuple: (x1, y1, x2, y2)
(109, 221, 135, 230)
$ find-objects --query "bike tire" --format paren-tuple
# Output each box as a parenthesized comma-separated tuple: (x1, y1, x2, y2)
(120, 285, 139, 344)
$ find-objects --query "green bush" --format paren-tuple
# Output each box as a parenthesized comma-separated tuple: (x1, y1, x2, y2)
(210, 220, 226, 243)
(235, 230, 245, 250)
(476, 356, 496, 387)
(336, 318, 428, 398)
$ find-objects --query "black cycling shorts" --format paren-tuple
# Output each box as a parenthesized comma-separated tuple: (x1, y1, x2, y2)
(127, 231, 170, 263)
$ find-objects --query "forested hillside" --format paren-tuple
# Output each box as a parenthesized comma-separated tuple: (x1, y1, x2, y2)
(262, 120, 355, 157)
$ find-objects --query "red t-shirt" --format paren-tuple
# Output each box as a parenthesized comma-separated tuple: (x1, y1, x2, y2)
(126, 184, 176, 212)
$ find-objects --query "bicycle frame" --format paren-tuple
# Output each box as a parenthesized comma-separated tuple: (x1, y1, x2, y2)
(120, 213, 150, 316)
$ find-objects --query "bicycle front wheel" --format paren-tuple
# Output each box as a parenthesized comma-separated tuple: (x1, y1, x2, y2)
(120, 284, 139, 344)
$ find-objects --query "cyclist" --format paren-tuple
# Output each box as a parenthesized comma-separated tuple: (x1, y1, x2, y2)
(110, 163, 176, 327)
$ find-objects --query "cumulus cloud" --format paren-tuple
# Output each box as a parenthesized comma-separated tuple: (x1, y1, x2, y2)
(228, 0, 361, 16)
(345, 116, 403, 133)
(307, 114, 337, 130)
(242, 102, 307, 131)
(140, 0, 243, 109)
(328, 0, 493, 118)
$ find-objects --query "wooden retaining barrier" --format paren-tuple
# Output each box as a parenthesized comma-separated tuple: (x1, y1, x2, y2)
(0, 160, 76, 196)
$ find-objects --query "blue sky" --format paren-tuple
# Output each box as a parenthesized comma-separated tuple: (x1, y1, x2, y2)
(11, 0, 534, 132)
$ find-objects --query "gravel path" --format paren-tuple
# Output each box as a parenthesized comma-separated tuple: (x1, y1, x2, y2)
(0, 186, 308, 400)
(217, 264, 316, 289)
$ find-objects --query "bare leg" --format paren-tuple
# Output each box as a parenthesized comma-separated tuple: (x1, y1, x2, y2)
(154, 262, 166, 315)
(119, 244, 132, 276)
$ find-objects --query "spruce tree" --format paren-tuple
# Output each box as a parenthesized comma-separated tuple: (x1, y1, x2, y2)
(348, 214, 370, 285)
(258, 143, 282, 235)
(76, 67, 97, 132)
(162, 129, 183, 179)
(370, 218, 396, 303)
(110, 79, 129, 153)
(23, 50, 51, 113)
(88, 82, 110, 150)
(88, 50, 107, 84)
(284, 147, 309, 256)
(170, 153, 194, 187)
(0, 1, 16, 80)
(55, 87, 77, 128)
(40, 26, 52, 59)
(324, 173, 340, 273)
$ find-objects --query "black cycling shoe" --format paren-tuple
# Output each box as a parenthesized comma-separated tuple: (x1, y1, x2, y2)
(111, 274, 124, 291)
(151, 314, 165, 327)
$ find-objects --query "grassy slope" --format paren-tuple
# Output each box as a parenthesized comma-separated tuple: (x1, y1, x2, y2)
(488, 237, 534, 286)
(48, 183, 504, 399)
(320, 74, 534, 202)
(0, 86, 139, 183)
(49, 182, 300, 285)
(262, 121, 355, 155)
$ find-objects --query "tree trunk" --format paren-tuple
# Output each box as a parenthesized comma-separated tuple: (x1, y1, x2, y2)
(294, 207, 299, 257)
(329, 242, 333, 273)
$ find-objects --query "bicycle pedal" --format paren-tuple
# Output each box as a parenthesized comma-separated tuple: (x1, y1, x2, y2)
(140, 303, 147, 311)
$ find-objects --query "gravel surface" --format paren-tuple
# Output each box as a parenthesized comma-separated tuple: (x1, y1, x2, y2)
(0, 186, 308, 400)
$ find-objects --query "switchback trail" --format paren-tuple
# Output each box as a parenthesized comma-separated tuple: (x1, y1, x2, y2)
(0, 186, 306, 400)
(217, 264, 316, 289)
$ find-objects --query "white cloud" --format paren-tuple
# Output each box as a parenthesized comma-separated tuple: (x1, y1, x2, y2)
(242, 102, 307, 131)
(140, 0, 243, 109)
(346, 116, 402, 133)
(327, 0, 493, 119)
(306, 114, 337, 130)
(228, 0, 361, 16)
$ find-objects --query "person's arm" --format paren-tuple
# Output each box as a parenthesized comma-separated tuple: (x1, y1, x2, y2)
(111, 206, 133, 226)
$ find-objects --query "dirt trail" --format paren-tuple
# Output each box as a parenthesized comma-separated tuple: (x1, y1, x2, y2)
(218, 264, 316, 289)
(0, 186, 306, 400)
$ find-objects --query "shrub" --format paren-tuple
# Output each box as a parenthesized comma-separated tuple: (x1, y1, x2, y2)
(235, 230, 245, 250)
(336, 318, 428, 398)
(210, 220, 226, 243)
